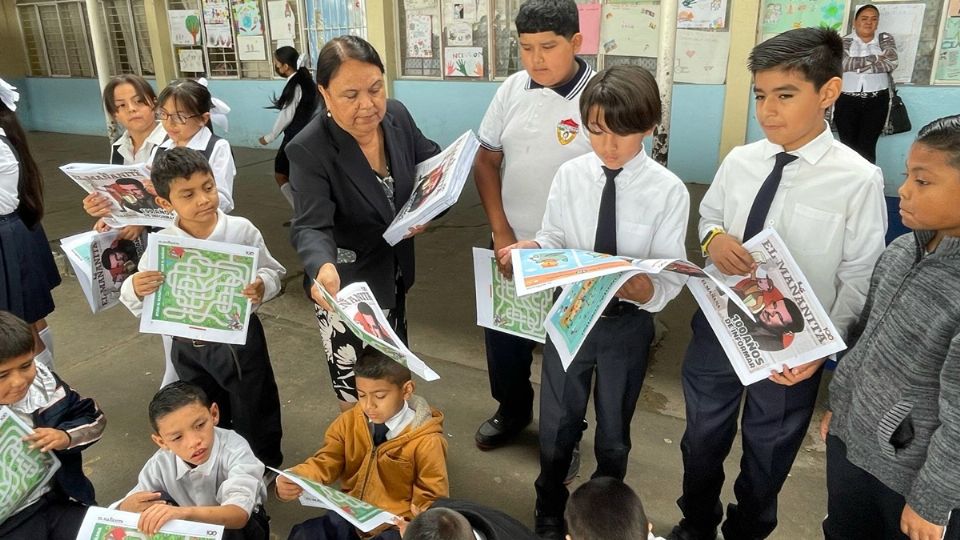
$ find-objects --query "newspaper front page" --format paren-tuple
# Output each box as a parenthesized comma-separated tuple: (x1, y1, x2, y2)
(60, 163, 175, 228)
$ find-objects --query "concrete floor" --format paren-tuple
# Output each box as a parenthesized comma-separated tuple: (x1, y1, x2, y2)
(32, 131, 830, 539)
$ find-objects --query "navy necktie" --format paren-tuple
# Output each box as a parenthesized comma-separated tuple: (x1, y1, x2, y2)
(594, 166, 621, 255)
(743, 152, 798, 241)
(372, 422, 389, 446)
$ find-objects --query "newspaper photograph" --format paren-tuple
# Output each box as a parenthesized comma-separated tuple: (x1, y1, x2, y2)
(317, 281, 440, 381)
(687, 229, 846, 385)
(60, 163, 174, 228)
(61, 229, 147, 313)
(270, 468, 397, 533)
(141, 234, 259, 345)
(76, 506, 224, 539)
(472, 247, 552, 343)
(0, 406, 61, 524)
(383, 130, 480, 246)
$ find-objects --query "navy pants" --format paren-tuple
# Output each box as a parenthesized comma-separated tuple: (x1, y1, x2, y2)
(483, 327, 538, 421)
(834, 91, 889, 164)
(677, 310, 822, 539)
(288, 513, 401, 540)
(0, 493, 87, 540)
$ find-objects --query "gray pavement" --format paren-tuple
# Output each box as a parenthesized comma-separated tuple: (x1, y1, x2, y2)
(33, 131, 829, 539)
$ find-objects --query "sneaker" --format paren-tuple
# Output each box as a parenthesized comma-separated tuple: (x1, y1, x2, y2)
(535, 515, 565, 540)
(666, 520, 718, 540)
(474, 412, 533, 450)
(563, 443, 581, 485)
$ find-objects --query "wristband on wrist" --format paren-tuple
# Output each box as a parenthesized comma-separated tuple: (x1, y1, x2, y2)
(701, 227, 725, 257)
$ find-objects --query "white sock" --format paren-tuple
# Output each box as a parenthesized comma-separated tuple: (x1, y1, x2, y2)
(280, 182, 295, 209)
(38, 326, 54, 358)
(34, 348, 54, 369)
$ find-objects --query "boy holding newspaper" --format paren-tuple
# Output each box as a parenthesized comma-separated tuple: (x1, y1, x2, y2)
(498, 65, 688, 538)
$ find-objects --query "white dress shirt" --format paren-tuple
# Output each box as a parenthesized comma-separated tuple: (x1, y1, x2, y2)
(0, 127, 19, 214)
(113, 427, 266, 516)
(842, 34, 895, 93)
(535, 148, 689, 313)
(112, 122, 168, 164)
(699, 125, 887, 339)
(120, 210, 286, 317)
(150, 127, 236, 213)
(261, 76, 301, 144)
(374, 400, 415, 441)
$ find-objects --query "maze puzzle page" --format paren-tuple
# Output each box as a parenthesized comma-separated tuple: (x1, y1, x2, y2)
(76, 506, 224, 539)
(0, 406, 60, 523)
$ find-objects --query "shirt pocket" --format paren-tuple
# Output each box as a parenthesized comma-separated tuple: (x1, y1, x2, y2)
(618, 222, 653, 258)
(787, 204, 843, 255)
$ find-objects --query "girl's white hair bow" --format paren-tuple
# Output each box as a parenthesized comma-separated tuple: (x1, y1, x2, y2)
(197, 77, 231, 133)
(0, 78, 20, 112)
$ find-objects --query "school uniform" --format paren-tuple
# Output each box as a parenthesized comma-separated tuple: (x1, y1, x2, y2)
(114, 427, 270, 540)
(476, 58, 594, 427)
(677, 126, 887, 539)
(0, 128, 61, 324)
(110, 122, 168, 165)
(150, 126, 236, 213)
(119, 210, 286, 468)
(533, 149, 688, 525)
(262, 76, 317, 176)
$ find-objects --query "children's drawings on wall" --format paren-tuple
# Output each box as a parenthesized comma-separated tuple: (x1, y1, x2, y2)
(267, 0, 297, 40)
(445, 0, 477, 22)
(949, 0, 960, 18)
(599, 4, 660, 58)
(203, 0, 230, 25)
(238, 35, 267, 60)
(446, 21, 473, 46)
(935, 16, 960, 82)
(444, 46, 483, 77)
(407, 15, 434, 57)
(169, 10, 202, 46)
(760, 0, 845, 40)
(678, 0, 727, 29)
(231, 0, 264, 36)
(578, 4, 601, 55)
(205, 24, 234, 48)
(178, 49, 205, 73)
(675, 29, 730, 84)
(405, 0, 438, 10)
(859, 3, 925, 83)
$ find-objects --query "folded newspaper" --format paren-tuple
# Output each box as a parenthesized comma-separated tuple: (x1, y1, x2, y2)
(382, 131, 480, 246)
(687, 229, 846, 385)
(76, 506, 224, 539)
(60, 163, 174, 228)
(316, 281, 440, 381)
(60, 229, 147, 313)
(270, 468, 397, 533)
(472, 247, 552, 343)
(0, 406, 61, 524)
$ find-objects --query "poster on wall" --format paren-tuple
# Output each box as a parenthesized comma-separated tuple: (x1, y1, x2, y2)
(858, 3, 925, 83)
(675, 29, 730, 84)
(678, 0, 727, 29)
(405, 0, 438, 10)
(599, 4, 661, 57)
(238, 35, 267, 60)
(203, 0, 230, 24)
(407, 15, 433, 57)
(949, 0, 960, 18)
(578, 3, 601, 55)
(268, 0, 296, 40)
(169, 10, 203, 46)
(445, 0, 477, 22)
(232, 0, 264, 36)
(446, 21, 473, 46)
(444, 46, 483, 77)
(178, 49, 205, 72)
(205, 24, 234, 48)
(935, 16, 960, 82)
(760, 0, 845, 40)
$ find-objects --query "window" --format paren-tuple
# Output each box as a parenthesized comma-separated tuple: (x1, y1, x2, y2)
(99, 0, 155, 76)
(17, 0, 96, 77)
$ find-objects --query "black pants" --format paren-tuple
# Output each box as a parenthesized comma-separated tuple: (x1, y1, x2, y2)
(834, 91, 889, 164)
(172, 313, 283, 468)
(824, 435, 960, 540)
(677, 310, 823, 539)
(535, 309, 654, 519)
(288, 513, 401, 540)
(483, 327, 538, 420)
(0, 493, 87, 539)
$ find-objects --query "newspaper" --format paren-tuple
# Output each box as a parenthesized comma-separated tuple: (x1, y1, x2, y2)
(60, 229, 147, 313)
(60, 163, 174, 228)
(316, 281, 440, 381)
(76, 506, 224, 539)
(141, 234, 259, 345)
(472, 247, 552, 343)
(270, 468, 397, 533)
(687, 229, 846, 385)
(0, 406, 61, 524)
(382, 131, 480, 246)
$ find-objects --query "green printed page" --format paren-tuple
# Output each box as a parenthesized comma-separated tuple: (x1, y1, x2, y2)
(288, 471, 386, 524)
(88, 522, 215, 539)
(0, 407, 60, 524)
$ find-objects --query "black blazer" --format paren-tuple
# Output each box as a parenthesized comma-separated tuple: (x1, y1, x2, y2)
(286, 99, 441, 307)
(432, 499, 539, 540)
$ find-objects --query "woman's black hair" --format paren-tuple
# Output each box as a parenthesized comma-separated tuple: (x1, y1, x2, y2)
(916, 115, 960, 171)
(268, 46, 319, 114)
(156, 79, 214, 131)
(315, 35, 384, 89)
(0, 101, 44, 227)
(855, 4, 879, 19)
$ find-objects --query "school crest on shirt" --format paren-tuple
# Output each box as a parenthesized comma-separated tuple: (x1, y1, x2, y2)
(556, 118, 580, 145)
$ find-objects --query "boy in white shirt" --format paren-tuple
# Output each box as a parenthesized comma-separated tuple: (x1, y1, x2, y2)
(120, 147, 285, 469)
(500, 65, 688, 538)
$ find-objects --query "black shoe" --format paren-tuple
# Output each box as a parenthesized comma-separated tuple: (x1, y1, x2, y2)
(667, 520, 718, 540)
(535, 515, 565, 540)
(474, 412, 532, 450)
(563, 443, 581, 485)
(282, 220, 291, 227)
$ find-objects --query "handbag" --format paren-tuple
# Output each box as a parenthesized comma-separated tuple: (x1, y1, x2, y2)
(883, 73, 911, 135)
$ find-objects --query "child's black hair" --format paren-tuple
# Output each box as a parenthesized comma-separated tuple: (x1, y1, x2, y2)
(268, 46, 320, 115)
(0, 101, 44, 227)
(403, 507, 475, 540)
(315, 36, 384, 89)
(355, 348, 412, 387)
(150, 147, 213, 200)
(0, 311, 35, 363)
(515, 0, 580, 39)
(748, 27, 843, 90)
(156, 79, 214, 129)
(916, 115, 960, 171)
(103, 74, 158, 117)
(580, 65, 661, 135)
(565, 477, 648, 540)
(148, 381, 212, 432)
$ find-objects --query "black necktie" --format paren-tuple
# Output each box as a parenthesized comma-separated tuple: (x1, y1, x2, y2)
(743, 152, 798, 241)
(372, 423, 389, 446)
(594, 166, 621, 255)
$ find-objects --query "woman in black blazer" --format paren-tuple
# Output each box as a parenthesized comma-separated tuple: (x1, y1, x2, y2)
(286, 36, 440, 408)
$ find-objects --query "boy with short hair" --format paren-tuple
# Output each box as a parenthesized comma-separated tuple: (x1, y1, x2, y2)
(277, 348, 448, 540)
(821, 115, 960, 540)
(0, 310, 106, 539)
(115, 381, 269, 539)
(120, 147, 285, 468)
(671, 27, 887, 540)
(404, 499, 538, 540)
(473, 0, 594, 452)
(565, 478, 665, 540)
